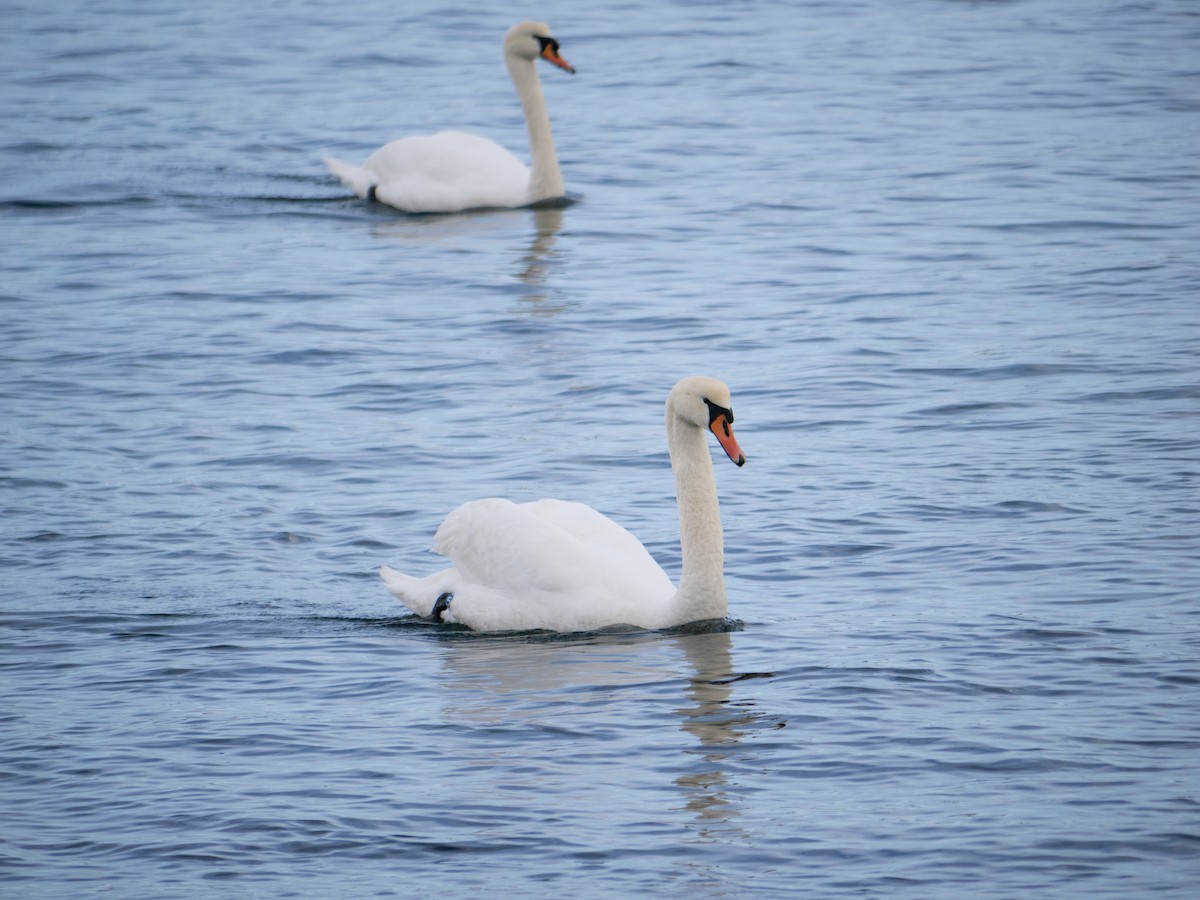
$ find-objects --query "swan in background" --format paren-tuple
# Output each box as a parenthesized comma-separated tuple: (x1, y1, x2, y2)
(381, 377, 747, 632)
(323, 21, 575, 213)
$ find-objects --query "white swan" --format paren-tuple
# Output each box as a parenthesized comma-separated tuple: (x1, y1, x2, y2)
(322, 21, 574, 213)
(381, 376, 747, 632)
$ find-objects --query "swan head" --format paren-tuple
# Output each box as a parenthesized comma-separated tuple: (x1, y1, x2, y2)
(505, 21, 575, 74)
(669, 376, 746, 467)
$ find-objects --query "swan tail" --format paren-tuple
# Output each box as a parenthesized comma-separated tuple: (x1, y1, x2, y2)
(322, 156, 376, 199)
(380, 563, 460, 620)
(379, 564, 430, 615)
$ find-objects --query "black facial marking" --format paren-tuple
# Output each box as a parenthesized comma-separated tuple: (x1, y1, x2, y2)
(535, 36, 561, 54)
(704, 397, 734, 430)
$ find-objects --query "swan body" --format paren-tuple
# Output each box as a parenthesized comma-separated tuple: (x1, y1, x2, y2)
(381, 377, 746, 632)
(323, 21, 574, 213)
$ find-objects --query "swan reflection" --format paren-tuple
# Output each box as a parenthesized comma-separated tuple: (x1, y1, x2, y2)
(515, 205, 565, 310)
(675, 631, 755, 832)
(367, 204, 567, 310)
(427, 628, 773, 839)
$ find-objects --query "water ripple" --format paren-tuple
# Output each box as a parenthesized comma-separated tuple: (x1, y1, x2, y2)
(2, 0, 1199, 896)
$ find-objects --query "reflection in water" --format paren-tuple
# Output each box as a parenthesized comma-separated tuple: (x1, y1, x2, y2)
(428, 628, 776, 841)
(430, 632, 677, 724)
(365, 204, 568, 312)
(675, 632, 746, 830)
(369, 206, 527, 247)
(515, 206, 565, 311)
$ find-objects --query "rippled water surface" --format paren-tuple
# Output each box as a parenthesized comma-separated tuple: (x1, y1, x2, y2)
(2, 0, 1199, 896)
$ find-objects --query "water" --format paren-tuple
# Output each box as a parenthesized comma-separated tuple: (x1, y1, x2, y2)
(2, 0, 1199, 895)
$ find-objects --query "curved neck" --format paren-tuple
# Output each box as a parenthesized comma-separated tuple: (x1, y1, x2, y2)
(666, 413, 727, 622)
(506, 55, 563, 203)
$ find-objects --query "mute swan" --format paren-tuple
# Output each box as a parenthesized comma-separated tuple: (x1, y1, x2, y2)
(381, 376, 747, 632)
(322, 21, 574, 213)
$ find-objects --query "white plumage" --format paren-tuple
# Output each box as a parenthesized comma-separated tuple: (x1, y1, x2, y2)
(323, 21, 574, 213)
(381, 377, 747, 632)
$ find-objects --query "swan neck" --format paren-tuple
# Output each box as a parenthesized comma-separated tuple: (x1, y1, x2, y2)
(667, 413, 727, 622)
(507, 54, 563, 203)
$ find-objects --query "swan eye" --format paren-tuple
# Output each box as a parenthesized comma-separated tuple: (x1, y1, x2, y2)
(704, 397, 734, 428)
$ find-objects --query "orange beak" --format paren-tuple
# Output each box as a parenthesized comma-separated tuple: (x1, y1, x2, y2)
(710, 415, 746, 467)
(541, 44, 576, 74)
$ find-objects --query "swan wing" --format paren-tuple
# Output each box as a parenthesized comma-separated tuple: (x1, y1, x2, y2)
(522, 499, 668, 570)
(364, 132, 530, 212)
(429, 498, 674, 631)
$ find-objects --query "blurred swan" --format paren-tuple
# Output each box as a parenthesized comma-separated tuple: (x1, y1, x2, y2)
(323, 21, 574, 213)
(381, 376, 747, 632)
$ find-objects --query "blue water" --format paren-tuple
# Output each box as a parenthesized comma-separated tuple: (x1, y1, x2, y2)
(2, 0, 1199, 896)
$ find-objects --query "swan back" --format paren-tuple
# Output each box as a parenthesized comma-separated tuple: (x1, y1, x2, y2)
(365, 132, 529, 211)
(432, 498, 674, 631)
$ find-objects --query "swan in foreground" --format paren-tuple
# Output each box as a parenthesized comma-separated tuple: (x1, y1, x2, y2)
(381, 376, 746, 632)
(322, 21, 575, 213)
